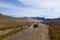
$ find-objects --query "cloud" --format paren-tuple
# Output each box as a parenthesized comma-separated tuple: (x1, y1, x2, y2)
(0, 1, 49, 17)
(19, 0, 60, 8)
(18, 0, 60, 18)
(0, 0, 60, 18)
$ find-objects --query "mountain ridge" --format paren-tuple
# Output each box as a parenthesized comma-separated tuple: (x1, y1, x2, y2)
(0, 13, 60, 20)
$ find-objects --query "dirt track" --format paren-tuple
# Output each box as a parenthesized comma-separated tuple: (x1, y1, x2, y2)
(6, 23, 50, 40)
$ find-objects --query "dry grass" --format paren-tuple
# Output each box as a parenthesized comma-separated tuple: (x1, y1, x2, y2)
(0, 20, 34, 30)
(43, 20, 60, 40)
(0, 14, 33, 30)
(0, 14, 34, 40)
(0, 20, 34, 40)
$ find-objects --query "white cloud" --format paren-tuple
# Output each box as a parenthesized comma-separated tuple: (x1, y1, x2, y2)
(0, 0, 60, 18)
(0, 2, 49, 17)
(19, 0, 60, 8)
(18, 0, 60, 18)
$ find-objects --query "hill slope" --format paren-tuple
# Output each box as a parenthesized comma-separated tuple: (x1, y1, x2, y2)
(44, 20, 60, 40)
(0, 13, 34, 40)
(0, 14, 34, 30)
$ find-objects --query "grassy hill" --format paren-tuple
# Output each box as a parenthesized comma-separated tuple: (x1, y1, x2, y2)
(0, 14, 34, 30)
(44, 20, 60, 40)
(0, 13, 34, 40)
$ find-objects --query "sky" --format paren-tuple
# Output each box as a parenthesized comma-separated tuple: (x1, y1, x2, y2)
(0, 0, 60, 18)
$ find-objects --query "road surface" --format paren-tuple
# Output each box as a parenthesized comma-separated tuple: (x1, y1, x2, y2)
(6, 23, 50, 40)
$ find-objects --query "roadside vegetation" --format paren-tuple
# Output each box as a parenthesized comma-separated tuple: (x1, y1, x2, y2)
(0, 14, 34, 40)
(44, 20, 60, 40)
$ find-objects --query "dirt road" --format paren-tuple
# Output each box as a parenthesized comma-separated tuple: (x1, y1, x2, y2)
(6, 23, 50, 40)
